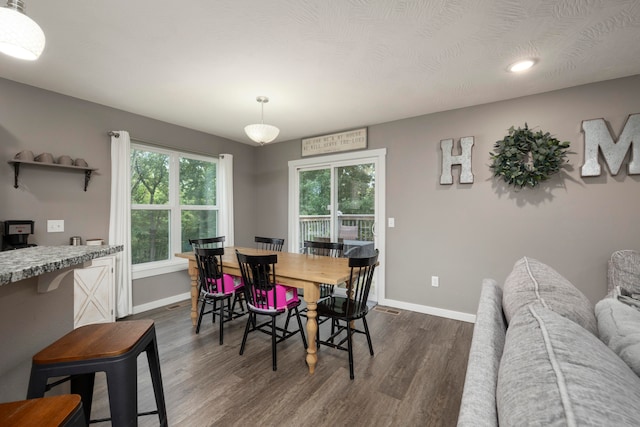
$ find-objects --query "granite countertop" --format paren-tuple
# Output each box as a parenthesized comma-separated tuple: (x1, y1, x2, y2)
(0, 245, 123, 286)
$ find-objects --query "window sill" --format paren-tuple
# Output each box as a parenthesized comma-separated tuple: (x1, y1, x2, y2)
(132, 258, 188, 280)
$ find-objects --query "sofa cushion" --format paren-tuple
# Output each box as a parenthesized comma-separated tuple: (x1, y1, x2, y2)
(596, 296, 640, 377)
(502, 257, 597, 335)
(497, 303, 640, 426)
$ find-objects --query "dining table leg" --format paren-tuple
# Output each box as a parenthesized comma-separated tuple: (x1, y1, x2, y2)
(303, 282, 320, 374)
(188, 259, 199, 326)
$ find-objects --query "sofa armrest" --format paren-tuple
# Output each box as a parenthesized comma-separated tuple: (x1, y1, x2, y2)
(457, 279, 507, 427)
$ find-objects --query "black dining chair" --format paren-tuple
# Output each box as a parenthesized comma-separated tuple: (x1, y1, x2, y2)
(316, 249, 379, 379)
(189, 236, 226, 249)
(303, 240, 344, 301)
(190, 236, 246, 319)
(193, 247, 239, 344)
(236, 250, 307, 371)
(255, 236, 285, 252)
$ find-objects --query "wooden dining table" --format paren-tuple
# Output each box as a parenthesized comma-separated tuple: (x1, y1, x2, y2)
(175, 246, 352, 374)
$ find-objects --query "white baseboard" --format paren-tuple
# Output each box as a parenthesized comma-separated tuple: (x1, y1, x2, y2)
(378, 297, 476, 323)
(133, 292, 191, 315)
(132, 293, 476, 323)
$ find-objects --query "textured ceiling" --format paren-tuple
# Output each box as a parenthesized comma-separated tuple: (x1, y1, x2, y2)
(1, 0, 639, 145)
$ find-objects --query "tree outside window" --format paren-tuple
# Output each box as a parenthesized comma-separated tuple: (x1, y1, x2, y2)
(130, 145, 217, 265)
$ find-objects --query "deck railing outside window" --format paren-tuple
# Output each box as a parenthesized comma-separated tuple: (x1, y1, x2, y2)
(299, 214, 375, 248)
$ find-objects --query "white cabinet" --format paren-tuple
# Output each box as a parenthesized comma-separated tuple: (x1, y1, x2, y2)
(74, 255, 115, 328)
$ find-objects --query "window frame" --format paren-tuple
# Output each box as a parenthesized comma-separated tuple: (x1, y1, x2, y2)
(130, 142, 219, 279)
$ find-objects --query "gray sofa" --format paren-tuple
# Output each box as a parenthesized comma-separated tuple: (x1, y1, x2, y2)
(458, 254, 640, 426)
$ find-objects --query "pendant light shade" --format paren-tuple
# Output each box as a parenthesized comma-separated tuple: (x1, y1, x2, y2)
(0, 0, 45, 61)
(244, 96, 280, 144)
(244, 123, 280, 144)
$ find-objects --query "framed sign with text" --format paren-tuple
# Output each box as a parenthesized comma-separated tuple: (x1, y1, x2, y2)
(301, 128, 367, 157)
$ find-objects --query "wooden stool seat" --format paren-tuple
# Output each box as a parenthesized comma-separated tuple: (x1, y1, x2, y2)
(0, 395, 85, 427)
(27, 320, 167, 427)
(33, 320, 154, 364)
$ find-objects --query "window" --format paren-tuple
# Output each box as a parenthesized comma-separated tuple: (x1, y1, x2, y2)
(131, 143, 218, 277)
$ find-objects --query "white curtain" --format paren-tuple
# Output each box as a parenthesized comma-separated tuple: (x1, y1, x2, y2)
(218, 154, 234, 246)
(109, 130, 133, 318)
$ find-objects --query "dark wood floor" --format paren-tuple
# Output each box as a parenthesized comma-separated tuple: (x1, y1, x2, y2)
(89, 301, 473, 427)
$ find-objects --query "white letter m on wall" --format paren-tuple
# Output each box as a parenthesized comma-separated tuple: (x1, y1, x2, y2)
(581, 113, 640, 176)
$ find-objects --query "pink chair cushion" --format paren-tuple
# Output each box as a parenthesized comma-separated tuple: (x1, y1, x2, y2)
(205, 274, 237, 295)
(258, 285, 299, 310)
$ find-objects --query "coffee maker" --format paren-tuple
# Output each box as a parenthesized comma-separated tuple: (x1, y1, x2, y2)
(1, 220, 36, 250)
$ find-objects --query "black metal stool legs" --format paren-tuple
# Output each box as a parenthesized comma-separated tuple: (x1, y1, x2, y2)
(146, 333, 168, 427)
(70, 373, 95, 423)
(104, 358, 138, 426)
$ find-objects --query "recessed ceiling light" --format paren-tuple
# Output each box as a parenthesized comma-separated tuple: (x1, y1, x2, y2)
(508, 59, 536, 73)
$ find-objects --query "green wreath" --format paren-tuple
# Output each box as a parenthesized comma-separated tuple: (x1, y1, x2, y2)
(489, 124, 570, 189)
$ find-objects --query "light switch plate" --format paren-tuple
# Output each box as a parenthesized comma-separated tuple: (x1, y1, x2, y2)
(47, 219, 64, 233)
(388, 217, 395, 227)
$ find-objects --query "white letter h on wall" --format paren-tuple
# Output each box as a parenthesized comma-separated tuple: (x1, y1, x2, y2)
(440, 136, 474, 184)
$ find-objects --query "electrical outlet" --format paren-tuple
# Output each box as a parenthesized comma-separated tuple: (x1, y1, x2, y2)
(431, 276, 439, 287)
(47, 219, 64, 233)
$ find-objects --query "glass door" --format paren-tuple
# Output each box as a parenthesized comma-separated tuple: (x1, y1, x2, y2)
(290, 149, 385, 301)
(297, 163, 376, 251)
(335, 163, 376, 258)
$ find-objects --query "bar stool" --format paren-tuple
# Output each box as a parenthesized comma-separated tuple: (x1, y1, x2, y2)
(0, 395, 85, 427)
(26, 319, 168, 427)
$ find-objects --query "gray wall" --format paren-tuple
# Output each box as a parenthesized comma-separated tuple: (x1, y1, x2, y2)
(0, 77, 257, 401)
(1, 77, 257, 302)
(1, 74, 639, 402)
(254, 75, 640, 314)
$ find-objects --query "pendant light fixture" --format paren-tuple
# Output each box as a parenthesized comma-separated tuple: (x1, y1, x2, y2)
(244, 96, 280, 145)
(0, 0, 45, 60)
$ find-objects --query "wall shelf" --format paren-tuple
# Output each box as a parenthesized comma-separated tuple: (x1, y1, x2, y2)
(8, 160, 98, 191)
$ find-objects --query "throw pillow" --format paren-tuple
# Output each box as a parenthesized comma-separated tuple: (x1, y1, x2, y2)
(608, 250, 640, 294)
(497, 303, 640, 426)
(502, 256, 597, 335)
(595, 297, 640, 377)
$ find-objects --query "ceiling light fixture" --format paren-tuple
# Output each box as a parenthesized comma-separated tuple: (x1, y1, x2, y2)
(0, 0, 45, 60)
(244, 96, 280, 145)
(508, 59, 536, 73)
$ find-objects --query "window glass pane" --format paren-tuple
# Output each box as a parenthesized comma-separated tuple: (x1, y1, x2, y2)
(131, 210, 170, 264)
(299, 169, 330, 215)
(181, 210, 218, 252)
(337, 164, 375, 214)
(180, 158, 216, 205)
(131, 150, 169, 204)
(337, 163, 375, 242)
(299, 169, 331, 242)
